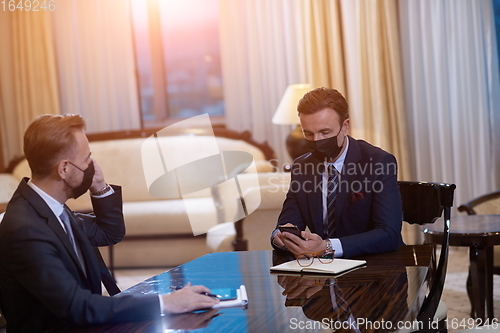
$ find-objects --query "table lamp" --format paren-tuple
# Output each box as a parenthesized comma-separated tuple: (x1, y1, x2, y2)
(272, 84, 313, 161)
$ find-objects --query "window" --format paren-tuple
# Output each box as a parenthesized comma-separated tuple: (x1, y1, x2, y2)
(131, 0, 224, 127)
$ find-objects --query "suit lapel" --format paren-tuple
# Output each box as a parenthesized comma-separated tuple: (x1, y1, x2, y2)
(335, 137, 361, 224)
(307, 162, 325, 237)
(18, 179, 91, 286)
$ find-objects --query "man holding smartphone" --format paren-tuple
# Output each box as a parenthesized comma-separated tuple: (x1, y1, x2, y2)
(271, 88, 403, 258)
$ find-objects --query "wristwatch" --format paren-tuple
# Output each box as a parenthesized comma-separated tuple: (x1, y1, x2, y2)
(325, 238, 333, 252)
(93, 184, 112, 196)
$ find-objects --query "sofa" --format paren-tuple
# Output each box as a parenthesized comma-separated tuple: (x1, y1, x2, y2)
(0, 127, 277, 269)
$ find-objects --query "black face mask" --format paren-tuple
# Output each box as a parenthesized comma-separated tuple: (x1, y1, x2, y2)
(305, 127, 345, 163)
(67, 161, 95, 199)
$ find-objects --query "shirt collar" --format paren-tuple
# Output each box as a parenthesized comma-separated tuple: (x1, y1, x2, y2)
(27, 179, 64, 218)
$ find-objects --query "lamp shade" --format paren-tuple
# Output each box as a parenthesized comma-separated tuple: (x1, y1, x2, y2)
(272, 84, 313, 125)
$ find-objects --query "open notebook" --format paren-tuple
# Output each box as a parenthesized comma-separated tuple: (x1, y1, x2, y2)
(270, 258, 366, 275)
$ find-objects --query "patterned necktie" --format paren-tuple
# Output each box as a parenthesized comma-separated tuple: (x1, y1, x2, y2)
(327, 165, 339, 237)
(331, 283, 359, 331)
(60, 208, 86, 272)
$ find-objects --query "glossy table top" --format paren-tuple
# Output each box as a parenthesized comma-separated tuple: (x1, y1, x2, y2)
(63, 245, 434, 333)
(423, 215, 500, 246)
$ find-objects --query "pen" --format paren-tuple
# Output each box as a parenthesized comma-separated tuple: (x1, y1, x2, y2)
(169, 286, 221, 298)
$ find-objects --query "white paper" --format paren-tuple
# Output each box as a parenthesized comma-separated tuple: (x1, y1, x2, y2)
(212, 285, 248, 308)
(270, 258, 366, 275)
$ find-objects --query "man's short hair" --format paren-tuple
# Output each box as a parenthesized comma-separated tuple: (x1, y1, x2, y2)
(297, 87, 349, 124)
(24, 114, 86, 178)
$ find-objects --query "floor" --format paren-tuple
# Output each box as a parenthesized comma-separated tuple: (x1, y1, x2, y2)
(440, 247, 500, 332)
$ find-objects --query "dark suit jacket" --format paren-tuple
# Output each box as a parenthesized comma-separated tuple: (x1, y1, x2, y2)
(0, 179, 160, 332)
(275, 137, 404, 258)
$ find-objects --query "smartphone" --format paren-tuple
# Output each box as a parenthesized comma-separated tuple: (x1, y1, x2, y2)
(278, 225, 305, 240)
(210, 288, 237, 301)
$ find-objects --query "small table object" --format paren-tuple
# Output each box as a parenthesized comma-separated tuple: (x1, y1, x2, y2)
(422, 214, 500, 320)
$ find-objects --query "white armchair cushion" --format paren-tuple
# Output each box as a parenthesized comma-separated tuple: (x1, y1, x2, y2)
(0, 173, 20, 203)
(123, 197, 216, 235)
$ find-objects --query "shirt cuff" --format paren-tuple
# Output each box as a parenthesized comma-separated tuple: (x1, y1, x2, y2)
(90, 186, 115, 199)
(330, 238, 343, 257)
(271, 229, 288, 250)
(158, 295, 164, 314)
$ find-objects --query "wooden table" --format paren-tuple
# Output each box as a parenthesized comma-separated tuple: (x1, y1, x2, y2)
(62, 245, 434, 332)
(422, 214, 500, 320)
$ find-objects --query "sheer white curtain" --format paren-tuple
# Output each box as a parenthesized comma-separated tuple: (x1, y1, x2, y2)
(219, 0, 307, 166)
(50, 0, 141, 133)
(219, 0, 411, 178)
(399, 0, 500, 209)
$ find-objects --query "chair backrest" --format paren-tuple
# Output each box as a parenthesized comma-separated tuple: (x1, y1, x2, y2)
(457, 190, 500, 215)
(0, 286, 6, 328)
(398, 181, 456, 328)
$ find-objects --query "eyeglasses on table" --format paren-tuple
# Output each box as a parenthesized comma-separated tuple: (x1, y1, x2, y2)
(295, 250, 335, 267)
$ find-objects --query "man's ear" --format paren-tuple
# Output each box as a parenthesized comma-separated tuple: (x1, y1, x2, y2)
(56, 160, 69, 180)
(343, 119, 350, 134)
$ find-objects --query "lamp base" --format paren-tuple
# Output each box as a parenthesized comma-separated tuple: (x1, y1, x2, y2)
(286, 125, 309, 161)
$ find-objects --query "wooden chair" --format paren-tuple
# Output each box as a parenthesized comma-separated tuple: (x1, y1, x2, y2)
(399, 181, 456, 333)
(457, 191, 500, 216)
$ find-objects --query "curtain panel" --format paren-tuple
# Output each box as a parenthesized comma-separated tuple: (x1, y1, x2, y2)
(219, 0, 350, 166)
(0, 10, 60, 169)
(340, 0, 410, 181)
(50, 0, 141, 133)
(0, 1, 141, 168)
(399, 0, 500, 209)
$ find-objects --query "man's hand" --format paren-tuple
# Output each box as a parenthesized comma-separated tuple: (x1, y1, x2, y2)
(275, 228, 326, 256)
(272, 222, 297, 248)
(89, 160, 107, 194)
(161, 283, 220, 314)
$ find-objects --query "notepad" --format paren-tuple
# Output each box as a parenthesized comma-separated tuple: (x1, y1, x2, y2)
(270, 258, 366, 275)
(212, 285, 248, 308)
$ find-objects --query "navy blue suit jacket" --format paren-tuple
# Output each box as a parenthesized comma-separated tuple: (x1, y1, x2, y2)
(276, 137, 404, 258)
(0, 179, 160, 332)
